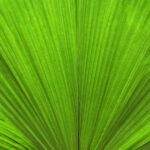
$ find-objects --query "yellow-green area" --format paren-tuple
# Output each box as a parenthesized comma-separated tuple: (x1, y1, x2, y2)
(0, 0, 150, 149)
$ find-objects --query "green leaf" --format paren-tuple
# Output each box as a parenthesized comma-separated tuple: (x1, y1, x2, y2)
(0, 0, 150, 149)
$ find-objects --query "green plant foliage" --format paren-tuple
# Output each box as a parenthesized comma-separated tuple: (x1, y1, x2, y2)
(0, 0, 150, 149)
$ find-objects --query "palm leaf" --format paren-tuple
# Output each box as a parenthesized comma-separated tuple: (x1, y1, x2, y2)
(0, 0, 150, 149)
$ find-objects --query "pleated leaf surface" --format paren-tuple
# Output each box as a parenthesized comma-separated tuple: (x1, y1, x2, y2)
(0, 0, 150, 149)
